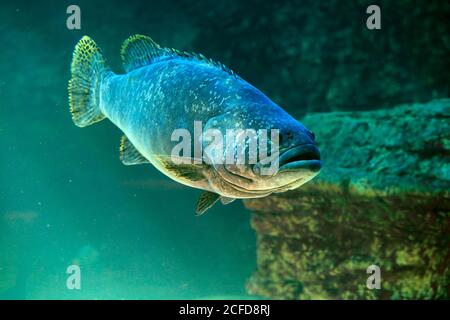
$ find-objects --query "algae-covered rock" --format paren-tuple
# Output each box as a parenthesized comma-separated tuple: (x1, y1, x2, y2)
(303, 99, 450, 193)
(244, 99, 450, 299)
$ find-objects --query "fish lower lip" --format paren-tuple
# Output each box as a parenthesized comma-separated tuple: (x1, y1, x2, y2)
(278, 144, 321, 172)
(279, 159, 322, 172)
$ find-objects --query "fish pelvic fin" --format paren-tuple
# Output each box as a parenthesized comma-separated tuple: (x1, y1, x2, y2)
(68, 36, 110, 127)
(196, 191, 221, 216)
(220, 197, 236, 205)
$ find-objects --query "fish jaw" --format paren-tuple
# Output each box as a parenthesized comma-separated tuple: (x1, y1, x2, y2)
(278, 144, 321, 173)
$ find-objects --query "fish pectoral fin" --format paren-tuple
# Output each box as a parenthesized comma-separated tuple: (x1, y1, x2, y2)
(171, 165, 205, 181)
(119, 135, 149, 165)
(155, 156, 206, 181)
(196, 191, 221, 216)
(220, 197, 236, 205)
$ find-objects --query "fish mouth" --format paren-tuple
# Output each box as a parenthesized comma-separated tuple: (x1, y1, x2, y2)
(278, 144, 321, 172)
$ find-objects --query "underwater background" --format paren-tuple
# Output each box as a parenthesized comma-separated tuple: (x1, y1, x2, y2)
(0, 0, 448, 299)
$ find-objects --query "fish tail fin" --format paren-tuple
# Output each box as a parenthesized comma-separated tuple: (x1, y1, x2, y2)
(68, 36, 109, 127)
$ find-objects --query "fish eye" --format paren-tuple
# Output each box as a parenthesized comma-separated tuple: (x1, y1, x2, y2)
(310, 131, 316, 140)
(279, 131, 293, 145)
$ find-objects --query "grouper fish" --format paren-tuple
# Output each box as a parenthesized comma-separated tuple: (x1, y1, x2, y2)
(68, 35, 321, 215)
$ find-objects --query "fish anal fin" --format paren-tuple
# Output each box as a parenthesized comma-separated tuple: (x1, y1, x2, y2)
(120, 135, 149, 165)
(196, 191, 221, 216)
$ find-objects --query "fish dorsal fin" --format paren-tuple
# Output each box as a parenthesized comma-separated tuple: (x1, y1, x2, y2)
(120, 135, 149, 165)
(121, 35, 171, 72)
(120, 34, 237, 77)
(196, 191, 221, 216)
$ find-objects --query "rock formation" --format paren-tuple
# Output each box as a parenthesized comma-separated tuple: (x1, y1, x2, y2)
(245, 99, 450, 299)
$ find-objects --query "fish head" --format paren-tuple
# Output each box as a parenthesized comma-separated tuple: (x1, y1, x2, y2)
(202, 99, 321, 198)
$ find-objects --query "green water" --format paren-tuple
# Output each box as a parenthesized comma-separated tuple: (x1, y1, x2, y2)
(0, 0, 256, 299)
(1, 0, 448, 300)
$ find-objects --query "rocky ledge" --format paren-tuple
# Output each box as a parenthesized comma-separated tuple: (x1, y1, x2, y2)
(244, 99, 450, 299)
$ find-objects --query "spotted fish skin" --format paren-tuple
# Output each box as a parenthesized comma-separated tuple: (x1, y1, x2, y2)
(68, 35, 321, 214)
(101, 58, 249, 160)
